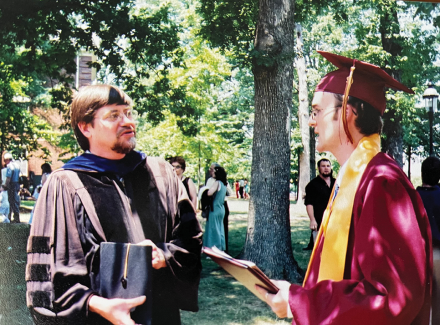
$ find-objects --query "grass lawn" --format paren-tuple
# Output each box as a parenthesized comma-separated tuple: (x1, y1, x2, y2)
(0, 199, 311, 325)
(181, 200, 311, 325)
(20, 200, 36, 209)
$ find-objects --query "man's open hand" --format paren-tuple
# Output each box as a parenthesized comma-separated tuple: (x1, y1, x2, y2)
(89, 295, 146, 325)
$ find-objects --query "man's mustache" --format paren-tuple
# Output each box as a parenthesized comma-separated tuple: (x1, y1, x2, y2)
(117, 126, 136, 138)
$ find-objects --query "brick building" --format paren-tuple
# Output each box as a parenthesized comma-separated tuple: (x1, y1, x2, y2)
(25, 53, 96, 188)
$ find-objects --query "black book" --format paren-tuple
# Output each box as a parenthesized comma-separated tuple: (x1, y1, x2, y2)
(100, 242, 153, 325)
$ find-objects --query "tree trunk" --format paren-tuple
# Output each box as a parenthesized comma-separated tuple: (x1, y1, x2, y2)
(382, 109, 403, 166)
(295, 23, 310, 206)
(378, 1, 403, 167)
(244, 0, 303, 283)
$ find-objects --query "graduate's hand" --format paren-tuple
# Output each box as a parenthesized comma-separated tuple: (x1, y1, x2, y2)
(137, 239, 167, 269)
(255, 280, 292, 318)
(89, 295, 146, 325)
(309, 219, 318, 231)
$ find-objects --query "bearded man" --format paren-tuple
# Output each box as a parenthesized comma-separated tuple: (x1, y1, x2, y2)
(303, 158, 336, 250)
(26, 84, 202, 325)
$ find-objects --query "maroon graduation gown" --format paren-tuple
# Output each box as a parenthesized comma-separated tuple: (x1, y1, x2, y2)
(289, 153, 432, 325)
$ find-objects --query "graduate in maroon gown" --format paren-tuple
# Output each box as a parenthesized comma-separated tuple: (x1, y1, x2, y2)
(256, 52, 432, 325)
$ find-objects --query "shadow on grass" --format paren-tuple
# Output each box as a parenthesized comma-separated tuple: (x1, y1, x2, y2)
(183, 215, 312, 325)
(0, 224, 33, 325)
(1, 211, 311, 325)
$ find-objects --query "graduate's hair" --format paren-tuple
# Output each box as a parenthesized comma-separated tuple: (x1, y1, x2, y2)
(421, 156, 440, 186)
(333, 94, 383, 135)
(70, 84, 133, 151)
(167, 156, 186, 171)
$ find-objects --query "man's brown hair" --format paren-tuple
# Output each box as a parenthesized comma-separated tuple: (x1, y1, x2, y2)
(70, 84, 133, 151)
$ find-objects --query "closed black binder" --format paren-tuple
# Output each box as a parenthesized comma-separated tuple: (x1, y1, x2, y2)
(99, 243, 153, 325)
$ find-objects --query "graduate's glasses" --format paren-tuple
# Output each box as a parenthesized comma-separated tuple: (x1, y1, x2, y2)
(172, 164, 182, 170)
(310, 105, 341, 120)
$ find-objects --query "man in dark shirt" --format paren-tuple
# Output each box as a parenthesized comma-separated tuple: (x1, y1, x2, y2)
(303, 158, 335, 250)
(416, 156, 440, 325)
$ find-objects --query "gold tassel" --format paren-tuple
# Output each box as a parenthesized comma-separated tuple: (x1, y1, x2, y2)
(342, 64, 356, 144)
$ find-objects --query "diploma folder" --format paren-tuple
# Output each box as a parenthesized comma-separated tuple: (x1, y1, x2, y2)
(203, 246, 279, 301)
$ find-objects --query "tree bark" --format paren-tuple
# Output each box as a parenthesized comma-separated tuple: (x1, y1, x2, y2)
(244, 0, 303, 283)
(378, 1, 403, 167)
(382, 108, 403, 166)
(295, 23, 310, 206)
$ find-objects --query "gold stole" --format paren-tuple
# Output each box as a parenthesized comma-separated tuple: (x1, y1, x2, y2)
(303, 134, 380, 284)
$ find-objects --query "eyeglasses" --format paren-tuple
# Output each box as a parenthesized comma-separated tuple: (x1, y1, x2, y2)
(172, 165, 182, 170)
(98, 109, 138, 123)
(310, 105, 341, 120)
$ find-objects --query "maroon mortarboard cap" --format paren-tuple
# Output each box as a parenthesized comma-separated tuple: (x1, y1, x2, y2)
(315, 51, 414, 115)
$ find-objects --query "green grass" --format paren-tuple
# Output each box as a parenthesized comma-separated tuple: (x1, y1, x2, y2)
(0, 203, 312, 325)
(0, 224, 33, 325)
(20, 200, 35, 208)
(181, 207, 311, 325)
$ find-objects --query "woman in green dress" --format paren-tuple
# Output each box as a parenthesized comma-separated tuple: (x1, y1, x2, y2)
(203, 166, 228, 251)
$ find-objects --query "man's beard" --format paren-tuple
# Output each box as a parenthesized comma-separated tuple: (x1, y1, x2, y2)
(321, 171, 332, 178)
(111, 128, 136, 154)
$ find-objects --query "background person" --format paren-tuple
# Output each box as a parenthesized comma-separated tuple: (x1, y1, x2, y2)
(244, 179, 249, 199)
(4, 152, 20, 223)
(416, 156, 440, 325)
(26, 84, 202, 325)
(0, 185, 10, 222)
(303, 158, 336, 250)
(203, 165, 228, 251)
(256, 52, 431, 324)
(168, 156, 198, 210)
(203, 163, 232, 252)
(40, 162, 52, 186)
(29, 163, 52, 225)
(238, 178, 245, 198)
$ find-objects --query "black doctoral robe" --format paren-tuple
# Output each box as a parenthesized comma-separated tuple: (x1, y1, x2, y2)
(26, 156, 203, 325)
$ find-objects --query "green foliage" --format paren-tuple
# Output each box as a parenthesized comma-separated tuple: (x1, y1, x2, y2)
(132, 1, 253, 183)
(0, 62, 51, 157)
(298, 0, 440, 163)
(0, 1, 197, 155)
(136, 109, 252, 185)
(197, 0, 257, 66)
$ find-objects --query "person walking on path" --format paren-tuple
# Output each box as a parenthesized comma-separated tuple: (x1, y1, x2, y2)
(303, 158, 335, 250)
(0, 185, 10, 222)
(203, 165, 228, 251)
(235, 180, 240, 199)
(4, 152, 20, 223)
(238, 179, 245, 198)
(256, 51, 432, 325)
